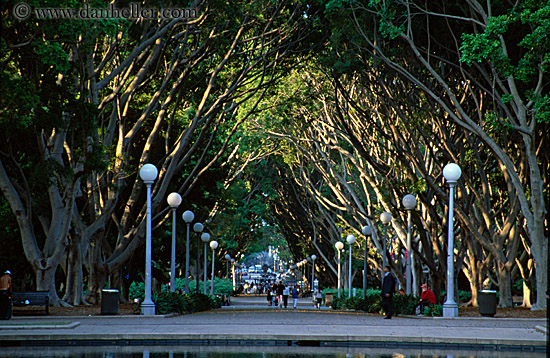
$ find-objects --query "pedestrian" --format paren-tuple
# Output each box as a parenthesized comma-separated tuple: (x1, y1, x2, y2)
(266, 288, 272, 306)
(418, 284, 436, 314)
(282, 284, 290, 308)
(314, 287, 323, 309)
(0, 270, 13, 320)
(381, 265, 396, 319)
(276, 281, 284, 309)
(292, 285, 299, 309)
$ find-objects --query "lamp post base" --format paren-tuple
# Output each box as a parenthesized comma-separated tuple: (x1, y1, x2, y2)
(141, 302, 156, 316)
(442, 302, 458, 318)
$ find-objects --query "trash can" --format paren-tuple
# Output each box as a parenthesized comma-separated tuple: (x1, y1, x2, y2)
(478, 290, 497, 317)
(325, 292, 334, 307)
(101, 289, 119, 315)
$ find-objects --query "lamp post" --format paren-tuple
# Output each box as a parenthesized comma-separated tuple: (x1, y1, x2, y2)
(299, 261, 304, 287)
(403, 194, 417, 295)
(346, 234, 355, 298)
(201, 232, 210, 294)
(231, 258, 236, 292)
(380, 212, 392, 282)
(224, 254, 231, 278)
(306, 256, 312, 291)
(210, 240, 218, 295)
(335, 241, 344, 298)
(361, 225, 372, 299)
(443, 163, 462, 318)
(311, 255, 317, 291)
(294, 262, 302, 285)
(167, 193, 182, 293)
(193, 222, 204, 293)
(139, 163, 158, 315)
(182, 210, 194, 294)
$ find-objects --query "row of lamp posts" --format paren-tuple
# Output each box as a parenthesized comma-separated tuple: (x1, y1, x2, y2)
(293, 255, 317, 291)
(333, 234, 355, 299)
(142, 161, 461, 318)
(172, 198, 222, 298)
(331, 163, 461, 318)
(139, 163, 222, 316)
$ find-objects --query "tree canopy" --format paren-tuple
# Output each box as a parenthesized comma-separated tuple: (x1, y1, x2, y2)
(1, 0, 548, 309)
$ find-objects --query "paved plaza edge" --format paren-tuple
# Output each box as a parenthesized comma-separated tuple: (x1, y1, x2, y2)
(0, 295, 547, 352)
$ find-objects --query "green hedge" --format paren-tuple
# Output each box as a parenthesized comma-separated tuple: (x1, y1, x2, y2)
(147, 292, 221, 315)
(129, 281, 223, 315)
(423, 303, 443, 316)
(180, 278, 234, 295)
(129, 278, 233, 301)
(330, 290, 417, 315)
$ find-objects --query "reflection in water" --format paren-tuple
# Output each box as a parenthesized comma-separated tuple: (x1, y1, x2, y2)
(0, 346, 545, 358)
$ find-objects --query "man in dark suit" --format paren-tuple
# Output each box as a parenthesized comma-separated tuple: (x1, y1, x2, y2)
(381, 266, 396, 319)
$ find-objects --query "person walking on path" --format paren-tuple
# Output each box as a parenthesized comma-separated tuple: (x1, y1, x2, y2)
(418, 284, 436, 314)
(0, 270, 13, 320)
(276, 281, 284, 309)
(314, 287, 323, 309)
(381, 266, 396, 319)
(292, 285, 299, 309)
(282, 284, 290, 308)
(266, 288, 272, 306)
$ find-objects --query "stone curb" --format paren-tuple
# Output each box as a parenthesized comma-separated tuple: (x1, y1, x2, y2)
(534, 325, 547, 334)
(0, 321, 80, 330)
(0, 332, 545, 349)
(8, 313, 178, 320)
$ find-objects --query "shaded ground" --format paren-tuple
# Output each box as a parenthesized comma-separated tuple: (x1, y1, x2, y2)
(12, 303, 138, 317)
(458, 306, 547, 318)
(12, 303, 547, 318)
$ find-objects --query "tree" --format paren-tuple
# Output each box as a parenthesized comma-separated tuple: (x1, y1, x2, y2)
(0, 0, 320, 305)
(319, 0, 548, 309)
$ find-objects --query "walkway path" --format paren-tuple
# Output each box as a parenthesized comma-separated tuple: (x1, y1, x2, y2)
(0, 294, 546, 355)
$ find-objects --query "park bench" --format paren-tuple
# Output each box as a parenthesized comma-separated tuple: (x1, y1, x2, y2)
(12, 291, 50, 316)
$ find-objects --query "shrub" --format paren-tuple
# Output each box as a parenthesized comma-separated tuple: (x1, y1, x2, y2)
(130, 288, 221, 315)
(129, 281, 145, 301)
(330, 290, 382, 313)
(328, 290, 429, 316)
(147, 291, 221, 314)
(331, 297, 342, 310)
(189, 292, 216, 312)
(458, 290, 472, 303)
(322, 287, 377, 300)
(345, 296, 368, 311)
(364, 293, 382, 313)
(393, 294, 417, 315)
(176, 278, 233, 296)
(423, 303, 443, 316)
(152, 291, 185, 314)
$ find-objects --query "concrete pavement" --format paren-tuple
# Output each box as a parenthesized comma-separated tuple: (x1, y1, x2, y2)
(0, 295, 546, 355)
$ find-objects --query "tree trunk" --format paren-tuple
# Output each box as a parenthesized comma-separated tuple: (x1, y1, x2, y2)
(514, 255, 533, 308)
(84, 230, 106, 304)
(497, 262, 514, 308)
(530, 236, 548, 310)
(62, 231, 88, 306)
(109, 271, 125, 302)
(35, 264, 67, 307)
(522, 279, 532, 308)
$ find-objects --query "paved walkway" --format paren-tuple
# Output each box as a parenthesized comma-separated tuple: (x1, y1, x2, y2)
(0, 295, 547, 355)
